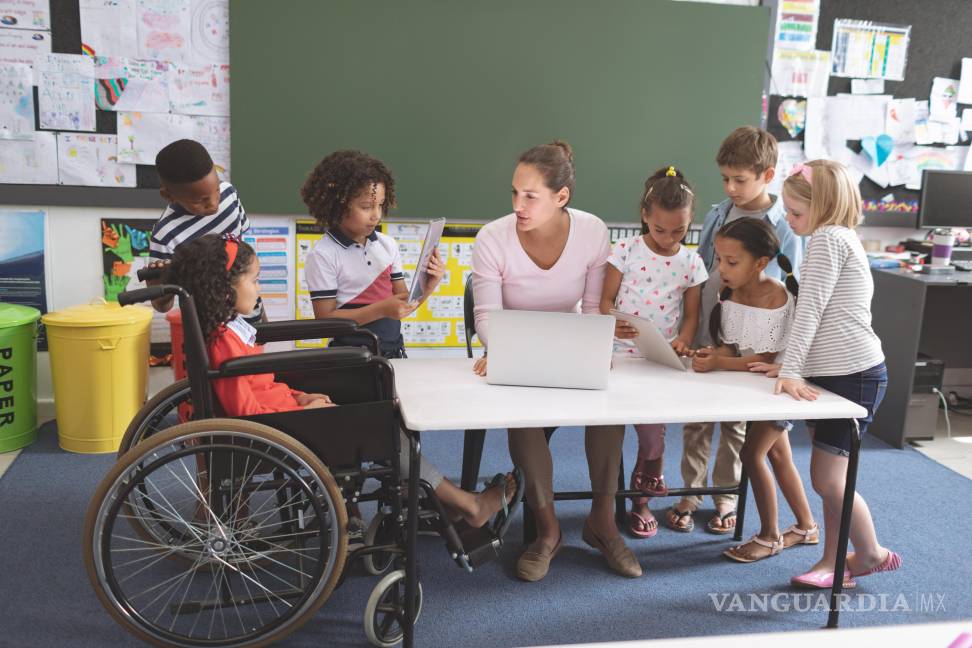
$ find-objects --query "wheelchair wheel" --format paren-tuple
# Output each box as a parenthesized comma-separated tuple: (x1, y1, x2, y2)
(117, 378, 192, 456)
(364, 569, 423, 648)
(362, 510, 397, 575)
(84, 419, 348, 648)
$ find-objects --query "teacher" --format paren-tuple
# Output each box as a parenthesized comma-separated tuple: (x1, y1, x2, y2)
(471, 141, 641, 581)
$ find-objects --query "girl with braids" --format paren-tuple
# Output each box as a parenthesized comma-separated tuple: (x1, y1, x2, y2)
(690, 217, 819, 564)
(167, 234, 517, 528)
(600, 166, 708, 539)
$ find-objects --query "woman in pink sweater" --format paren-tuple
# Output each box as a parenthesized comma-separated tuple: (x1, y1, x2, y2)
(471, 141, 641, 581)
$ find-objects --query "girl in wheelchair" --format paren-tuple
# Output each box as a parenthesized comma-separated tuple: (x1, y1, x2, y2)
(167, 233, 519, 529)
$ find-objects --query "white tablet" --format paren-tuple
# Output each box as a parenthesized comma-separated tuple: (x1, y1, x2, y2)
(407, 218, 446, 302)
(610, 309, 689, 371)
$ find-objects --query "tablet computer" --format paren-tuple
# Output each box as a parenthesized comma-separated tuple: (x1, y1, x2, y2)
(407, 218, 446, 302)
(610, 309, 689, 371)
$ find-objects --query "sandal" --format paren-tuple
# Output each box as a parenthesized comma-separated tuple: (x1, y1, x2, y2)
(631, 459, 668, 497)
(665, 506, 694, 533)
(489, 467, 524, 538)
(782, 523, 819, 548)
(723, 534, 784, 563)
(627, 509, 658, 539)
(706, 510, 736, 535)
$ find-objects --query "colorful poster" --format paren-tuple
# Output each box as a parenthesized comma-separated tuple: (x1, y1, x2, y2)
(37, 53, 96, 131)
(80, 0, 138, 58)
(94, 56, 169, 112)
(137, 0, 190, 62)
(100, 218, 171, 353)
(190, 0, 228, 66)
(773, 0, 819, 52)
(57, 133, 137, 187)
(0, 28, 50, 68)
(0, 0, 50, 30)
(831, 20, 910, 81)
(242, 225, 292, 322)
(295, 220, 327, 349)
(930, 77, 959, 122)
(0, 131, 57, 183)
(0, 62, 34, 140)
(168, 62, 228, 115)
(770, 49, 829, 97)
(0, 209, 47, 349)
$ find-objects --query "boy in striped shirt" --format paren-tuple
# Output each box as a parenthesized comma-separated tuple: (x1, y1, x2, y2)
(147, 139, 263, 322)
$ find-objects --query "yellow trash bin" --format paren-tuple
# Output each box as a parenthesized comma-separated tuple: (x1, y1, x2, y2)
(41, 301, 153, 453)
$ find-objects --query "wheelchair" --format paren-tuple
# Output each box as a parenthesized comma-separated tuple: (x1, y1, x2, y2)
(83, 280, 520, 648)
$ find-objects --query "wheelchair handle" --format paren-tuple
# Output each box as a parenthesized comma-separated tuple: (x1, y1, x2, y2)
(118, 284, 186, 306)
(136, 266, 163, 282)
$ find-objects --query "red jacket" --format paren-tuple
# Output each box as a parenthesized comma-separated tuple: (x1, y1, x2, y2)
(208, 319, 305, 416)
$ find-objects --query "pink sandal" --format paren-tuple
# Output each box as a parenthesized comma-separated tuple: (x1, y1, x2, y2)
(630, 458, 668, 497)
(851, 550, 902, 577)
(627, 509, 658, 539)
(791, 569, 857, 589)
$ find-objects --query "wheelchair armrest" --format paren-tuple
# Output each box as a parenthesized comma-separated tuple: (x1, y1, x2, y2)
(215, 347, 373, 378)
(253, 318, 359, 344)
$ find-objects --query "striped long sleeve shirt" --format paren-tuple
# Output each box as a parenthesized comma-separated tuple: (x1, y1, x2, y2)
(149, 182, 248, 261)
(779, 225, 884, 379)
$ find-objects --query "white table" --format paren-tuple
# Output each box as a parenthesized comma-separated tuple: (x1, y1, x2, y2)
(391, 357, 867, 430)
(391, 357, 870, 632)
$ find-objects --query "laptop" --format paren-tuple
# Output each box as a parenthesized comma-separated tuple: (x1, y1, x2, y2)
(486, 310, 615, 389)
(610, 310, 690, 371)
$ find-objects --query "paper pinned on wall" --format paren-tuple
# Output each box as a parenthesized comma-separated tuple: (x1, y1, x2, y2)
(192, 114, 229, 177)
(80, 0, 138, 58)
(137, 0, 190, 62)
(117, 111, 194, 164)
(962, 109, 972, 133)
(851, 78, 884, 95)
(0, 62, 35, 140)
(914, 100, 933, 145)
(770, 49, 830, 97)
(57, 133, 137, 187)
(930, 77, 960, 121)
(0, 28, 51, 68)
(825, 94, 889, 155)
(0, 131, 57, 183)
(190, 0, 229, 66)
(94, 56, 169, 112)
(773, 0, 820, 52)
(168, 62, 229, 115)
(0, 0, 50, 30)
(902, 146, 966, 190)
(803, 95, 828, 159)
(769, 141, 806, 195)
(37, 53, 96, 131)
(958, 58, 972, 105)
(886, 98, 916, 144)
(117, 111, 230, 177)
(831, 20, 910, 81)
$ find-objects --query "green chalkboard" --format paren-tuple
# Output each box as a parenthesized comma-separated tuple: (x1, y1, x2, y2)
(230, 0, 769, 222)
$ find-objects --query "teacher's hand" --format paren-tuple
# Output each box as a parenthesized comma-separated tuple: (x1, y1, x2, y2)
(473, 356, 488, 376)
(774, 377, 819, 401)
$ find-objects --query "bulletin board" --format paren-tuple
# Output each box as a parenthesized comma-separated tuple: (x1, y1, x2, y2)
(0, 0, 230, 208)
(294, 220, 482, 350)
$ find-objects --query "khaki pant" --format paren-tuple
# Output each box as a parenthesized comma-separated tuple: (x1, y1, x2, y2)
(508, 425, 624, 510)
(679, 421, 747, 510)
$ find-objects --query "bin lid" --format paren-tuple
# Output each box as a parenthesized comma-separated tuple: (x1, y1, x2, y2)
(0, 303, 41, 328)
(41, 301, 153, 328)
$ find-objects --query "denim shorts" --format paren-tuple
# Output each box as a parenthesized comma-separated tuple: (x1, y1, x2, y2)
(806, 362, 888, 457)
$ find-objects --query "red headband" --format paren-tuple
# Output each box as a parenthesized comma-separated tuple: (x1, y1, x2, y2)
(224, 239, 238, 271)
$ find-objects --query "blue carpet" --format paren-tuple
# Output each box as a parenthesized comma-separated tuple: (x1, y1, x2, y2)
(0, 419, 969, 647)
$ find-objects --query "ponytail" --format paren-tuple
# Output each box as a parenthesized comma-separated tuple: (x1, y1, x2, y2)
(708, 286, 733, 347)
(776, 252, 799, 297)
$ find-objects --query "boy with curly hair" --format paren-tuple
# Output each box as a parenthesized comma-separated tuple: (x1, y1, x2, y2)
(300, 150, 443, 358)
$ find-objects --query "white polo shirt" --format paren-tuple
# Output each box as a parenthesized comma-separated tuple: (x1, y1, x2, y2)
(304, 228, 405, 307)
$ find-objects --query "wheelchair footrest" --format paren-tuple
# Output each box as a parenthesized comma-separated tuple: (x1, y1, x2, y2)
(454, 524, 502, 569)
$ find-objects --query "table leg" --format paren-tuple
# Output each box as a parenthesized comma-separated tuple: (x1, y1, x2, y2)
(615, 453, 627, 527)
(460, 429, 486, 492)
(733, 465, 749, 542)
(827, 419, 861, 629)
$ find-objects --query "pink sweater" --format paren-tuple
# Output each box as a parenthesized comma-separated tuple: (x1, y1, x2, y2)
(471, 208, 611, 345)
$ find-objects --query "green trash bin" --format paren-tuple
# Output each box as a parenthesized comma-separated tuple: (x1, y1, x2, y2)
(0, 303, 41, 452)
